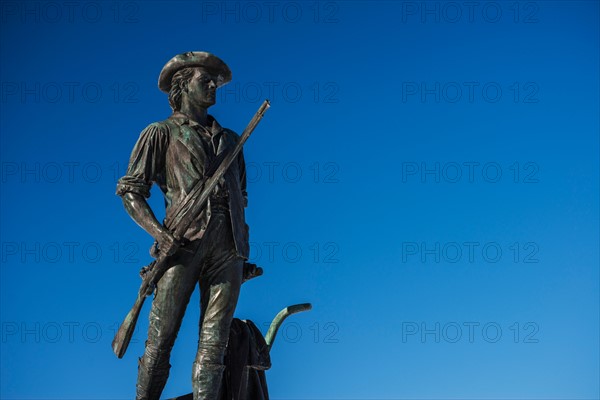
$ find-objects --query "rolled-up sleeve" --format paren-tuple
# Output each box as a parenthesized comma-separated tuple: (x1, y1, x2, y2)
(116, 123, 168, 198)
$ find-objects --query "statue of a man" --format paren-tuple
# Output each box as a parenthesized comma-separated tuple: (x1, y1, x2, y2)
(116, 52, 250, 400)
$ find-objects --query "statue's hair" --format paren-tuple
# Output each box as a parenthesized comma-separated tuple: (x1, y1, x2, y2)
(168, 67, 197, 111)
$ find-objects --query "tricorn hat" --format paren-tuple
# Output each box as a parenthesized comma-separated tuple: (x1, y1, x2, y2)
(158, 51, 232, 93)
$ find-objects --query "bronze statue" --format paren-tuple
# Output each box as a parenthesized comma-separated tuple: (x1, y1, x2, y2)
(114, 52, 267, 400)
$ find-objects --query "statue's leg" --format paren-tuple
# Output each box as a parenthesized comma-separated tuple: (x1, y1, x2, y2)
(136, 255, 200, 400)
(192, 213, 243, 399)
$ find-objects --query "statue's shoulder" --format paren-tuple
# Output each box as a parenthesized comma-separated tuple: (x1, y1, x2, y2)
(157, 117, 181, 132)
(141, 116, 183, 138)
(139, 118, 172, 134)
(131, 119, 180, 149)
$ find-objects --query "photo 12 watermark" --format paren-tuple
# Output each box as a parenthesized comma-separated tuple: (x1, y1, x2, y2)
(0, 1, 141, 24)
(401, 321, 540, 343)
(401, 81, 540, 104)
(1, 81, 140, 104)
(399, 2, 540, 24)
(401, 241, 540, 264)
(1, 319, 339, 345)
(257, 320, 340, 345)
(1, 161, 121, 184)
(401, 162, 540, 184)
(1, 321, 128, 344)
(1, 241, 141, 265)
(218, 81, 340, 104)
(248, 241, 340, 264)
(0, 161, 341, 185)
(199, 1, 340, 24)
(246, 161, 340, 184)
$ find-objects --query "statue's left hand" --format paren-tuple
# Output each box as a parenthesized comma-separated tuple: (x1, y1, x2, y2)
(243, 262, 263, 282)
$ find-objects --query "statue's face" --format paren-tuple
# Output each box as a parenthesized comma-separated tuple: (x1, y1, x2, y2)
(186, 67, 218, 108)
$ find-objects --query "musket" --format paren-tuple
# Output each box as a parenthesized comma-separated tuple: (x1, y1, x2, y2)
(112, 99, 271, 358)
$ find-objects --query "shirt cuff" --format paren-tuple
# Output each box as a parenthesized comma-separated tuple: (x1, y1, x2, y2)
(116, 176, 151, 198)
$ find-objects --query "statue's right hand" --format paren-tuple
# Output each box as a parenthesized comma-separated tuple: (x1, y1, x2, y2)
(156, 230, 180, 257)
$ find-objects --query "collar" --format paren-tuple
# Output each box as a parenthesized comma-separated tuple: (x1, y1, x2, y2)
(169, 111, 223, 135)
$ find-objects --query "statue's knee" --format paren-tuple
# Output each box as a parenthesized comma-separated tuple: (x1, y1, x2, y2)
(141, 342, 172, 370)
(195, 341, 227, 366)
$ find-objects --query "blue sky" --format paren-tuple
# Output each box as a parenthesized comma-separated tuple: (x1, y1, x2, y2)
(1, 1, 598, 399)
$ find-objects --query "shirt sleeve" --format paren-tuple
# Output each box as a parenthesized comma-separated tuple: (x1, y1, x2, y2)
(116, 123, 169, 198)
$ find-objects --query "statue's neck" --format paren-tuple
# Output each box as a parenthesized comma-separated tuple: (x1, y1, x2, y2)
(179, 100, 208, 126)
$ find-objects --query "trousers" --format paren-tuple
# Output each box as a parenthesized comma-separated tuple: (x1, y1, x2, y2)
(136, 210, 244, 400)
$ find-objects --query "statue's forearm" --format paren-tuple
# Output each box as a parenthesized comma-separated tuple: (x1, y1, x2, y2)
(121, 192, 167, 241)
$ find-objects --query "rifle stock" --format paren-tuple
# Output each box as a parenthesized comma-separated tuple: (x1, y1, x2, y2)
(112, 258, 164, 358)
(111, 287, 146, 358)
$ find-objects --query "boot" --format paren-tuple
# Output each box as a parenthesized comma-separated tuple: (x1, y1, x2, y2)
(192, 361, 226, 400)
(136, 352, 171, 400)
